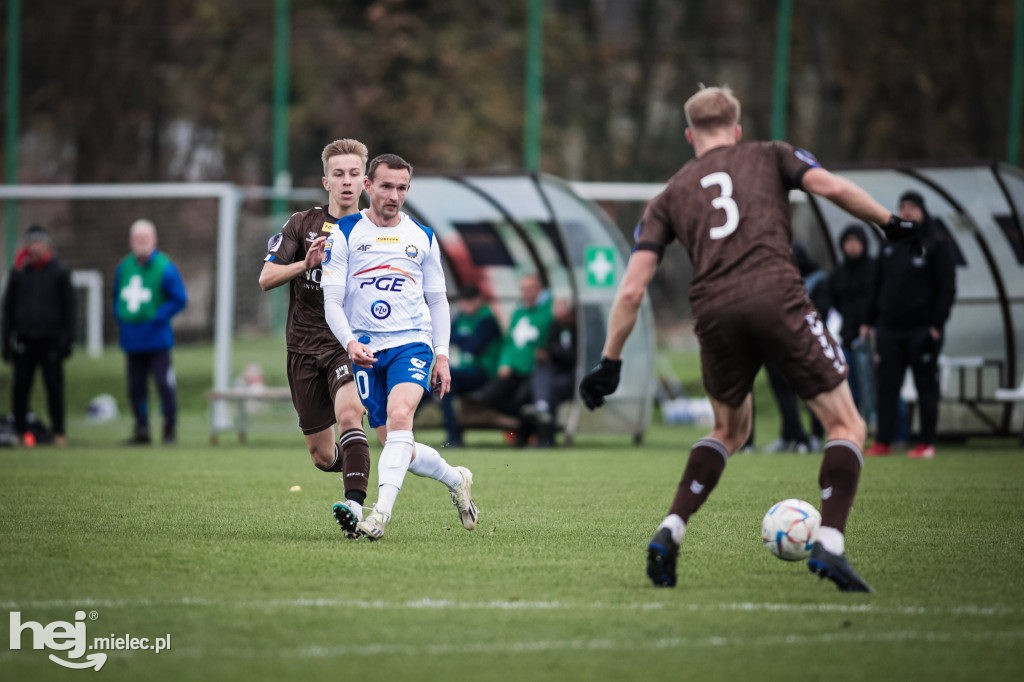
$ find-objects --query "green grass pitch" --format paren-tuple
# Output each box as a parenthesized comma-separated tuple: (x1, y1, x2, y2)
(1, 341, 1023, 680)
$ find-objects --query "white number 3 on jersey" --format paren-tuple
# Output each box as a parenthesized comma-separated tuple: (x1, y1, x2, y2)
(700, 172, 740, 240)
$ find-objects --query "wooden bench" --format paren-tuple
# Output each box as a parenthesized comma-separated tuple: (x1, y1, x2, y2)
(207, 386, 293, 444)
(452, 398, 520, 432)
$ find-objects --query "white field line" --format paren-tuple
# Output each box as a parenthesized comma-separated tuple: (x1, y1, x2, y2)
(6, 629, 1022, 662)
(0, 598, 1016, 617)
(285, 629, 1024, 657)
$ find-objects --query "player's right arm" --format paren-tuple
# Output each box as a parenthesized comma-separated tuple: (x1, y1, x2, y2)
(601, 250, 660, 361)
(258, 236, 324, 291)
(801, 168, 916, 242)
(600, 191, 674, 360)
(580, 195, 672, 410)
(579, 253, 658, 409)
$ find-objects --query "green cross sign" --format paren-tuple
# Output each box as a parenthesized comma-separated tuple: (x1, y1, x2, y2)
(584, 246, 616, 287)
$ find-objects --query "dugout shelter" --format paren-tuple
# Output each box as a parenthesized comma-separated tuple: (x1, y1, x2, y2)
(794, 162, 1024, 440)
(402, 173, 656, 444)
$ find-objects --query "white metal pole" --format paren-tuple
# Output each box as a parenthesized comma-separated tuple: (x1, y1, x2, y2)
(212, 185, 241, 430)
(70, 269, 103, 357)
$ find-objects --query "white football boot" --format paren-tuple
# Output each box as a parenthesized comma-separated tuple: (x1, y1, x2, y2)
(449, 466, 478, 530)
(356, 506, 390, 541)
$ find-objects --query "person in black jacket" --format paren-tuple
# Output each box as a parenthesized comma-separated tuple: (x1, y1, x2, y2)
(864, 191, 956, 459)
(1, 225, 76, 446)
(828, 224, 877, 415)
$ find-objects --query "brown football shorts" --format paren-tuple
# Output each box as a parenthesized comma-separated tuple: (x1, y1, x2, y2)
(695, 286, 848, 408)
(286, 345, 356, 435)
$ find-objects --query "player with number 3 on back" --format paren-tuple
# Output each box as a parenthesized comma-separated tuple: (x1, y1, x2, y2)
(579, 86, 918, 591)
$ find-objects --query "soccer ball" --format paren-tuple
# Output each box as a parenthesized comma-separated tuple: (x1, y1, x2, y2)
(761, 498, 821, 561)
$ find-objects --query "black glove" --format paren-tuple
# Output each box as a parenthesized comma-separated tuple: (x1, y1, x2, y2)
(880, 214, 917, 242)
(579, 357, 622, 410)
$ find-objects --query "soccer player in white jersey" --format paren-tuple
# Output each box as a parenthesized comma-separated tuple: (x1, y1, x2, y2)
(321, 153, 478, 540)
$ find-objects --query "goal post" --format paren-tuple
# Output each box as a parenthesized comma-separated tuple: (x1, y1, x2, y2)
(70, 269, 104, 358)
(0, 182, 242, 428)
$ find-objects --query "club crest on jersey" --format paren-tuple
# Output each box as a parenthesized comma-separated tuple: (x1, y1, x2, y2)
(794, 148, 821, 168)
(410, 357, 427, 369)
(323, 238, 333, 264)
(370, 300, 392, 319)
(404, 244, 419, 259)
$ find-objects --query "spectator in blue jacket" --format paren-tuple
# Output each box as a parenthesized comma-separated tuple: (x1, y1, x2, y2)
(113, 220, 188, 444)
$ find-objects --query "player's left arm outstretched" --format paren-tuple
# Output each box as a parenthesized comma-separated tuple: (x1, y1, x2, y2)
(423, 237, 452, 398)
(800, 168, 917, 242)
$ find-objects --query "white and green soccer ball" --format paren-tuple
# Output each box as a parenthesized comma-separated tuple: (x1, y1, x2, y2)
(761, 498, 821, 561)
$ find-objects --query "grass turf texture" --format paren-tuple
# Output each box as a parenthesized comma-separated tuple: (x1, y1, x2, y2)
(2, 339, 1023, 680)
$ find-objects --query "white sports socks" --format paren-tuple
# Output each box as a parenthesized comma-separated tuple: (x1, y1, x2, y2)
(658, 514, 686, 545)
(408, 442, 462, 489)
(374, 430, 415, 517)
(816, 526, 845, 555)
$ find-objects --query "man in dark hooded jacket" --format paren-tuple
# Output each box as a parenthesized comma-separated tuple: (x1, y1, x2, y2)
(828, 224, 877, 413)
(1, 225, 76, 446)
(864, 191, 956, 459)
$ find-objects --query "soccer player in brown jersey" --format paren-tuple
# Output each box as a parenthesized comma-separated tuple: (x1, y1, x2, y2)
(259, 139, 374, 538)
(579, 86, 917, 592)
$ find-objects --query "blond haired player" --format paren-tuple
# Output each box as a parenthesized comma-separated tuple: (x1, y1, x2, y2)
(580, 86, 917, 591)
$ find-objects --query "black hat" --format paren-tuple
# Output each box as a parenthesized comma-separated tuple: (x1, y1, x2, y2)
(23, 224, 49, 244)
(898, 190, 925, 211)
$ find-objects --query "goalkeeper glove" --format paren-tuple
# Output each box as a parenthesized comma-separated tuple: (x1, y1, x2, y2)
(881, 214, 917, 242)
(579, 357, 622, 410)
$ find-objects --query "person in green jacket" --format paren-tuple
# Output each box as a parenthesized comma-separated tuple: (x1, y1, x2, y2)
(113, 219, 188, 445)
(480, 274, 552, 442)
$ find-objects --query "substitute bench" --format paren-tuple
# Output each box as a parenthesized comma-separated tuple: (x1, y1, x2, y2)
(207, 386, 293, 444)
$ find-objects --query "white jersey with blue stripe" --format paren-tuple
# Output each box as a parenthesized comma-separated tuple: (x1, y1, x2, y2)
(321, 209, 446, 353)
